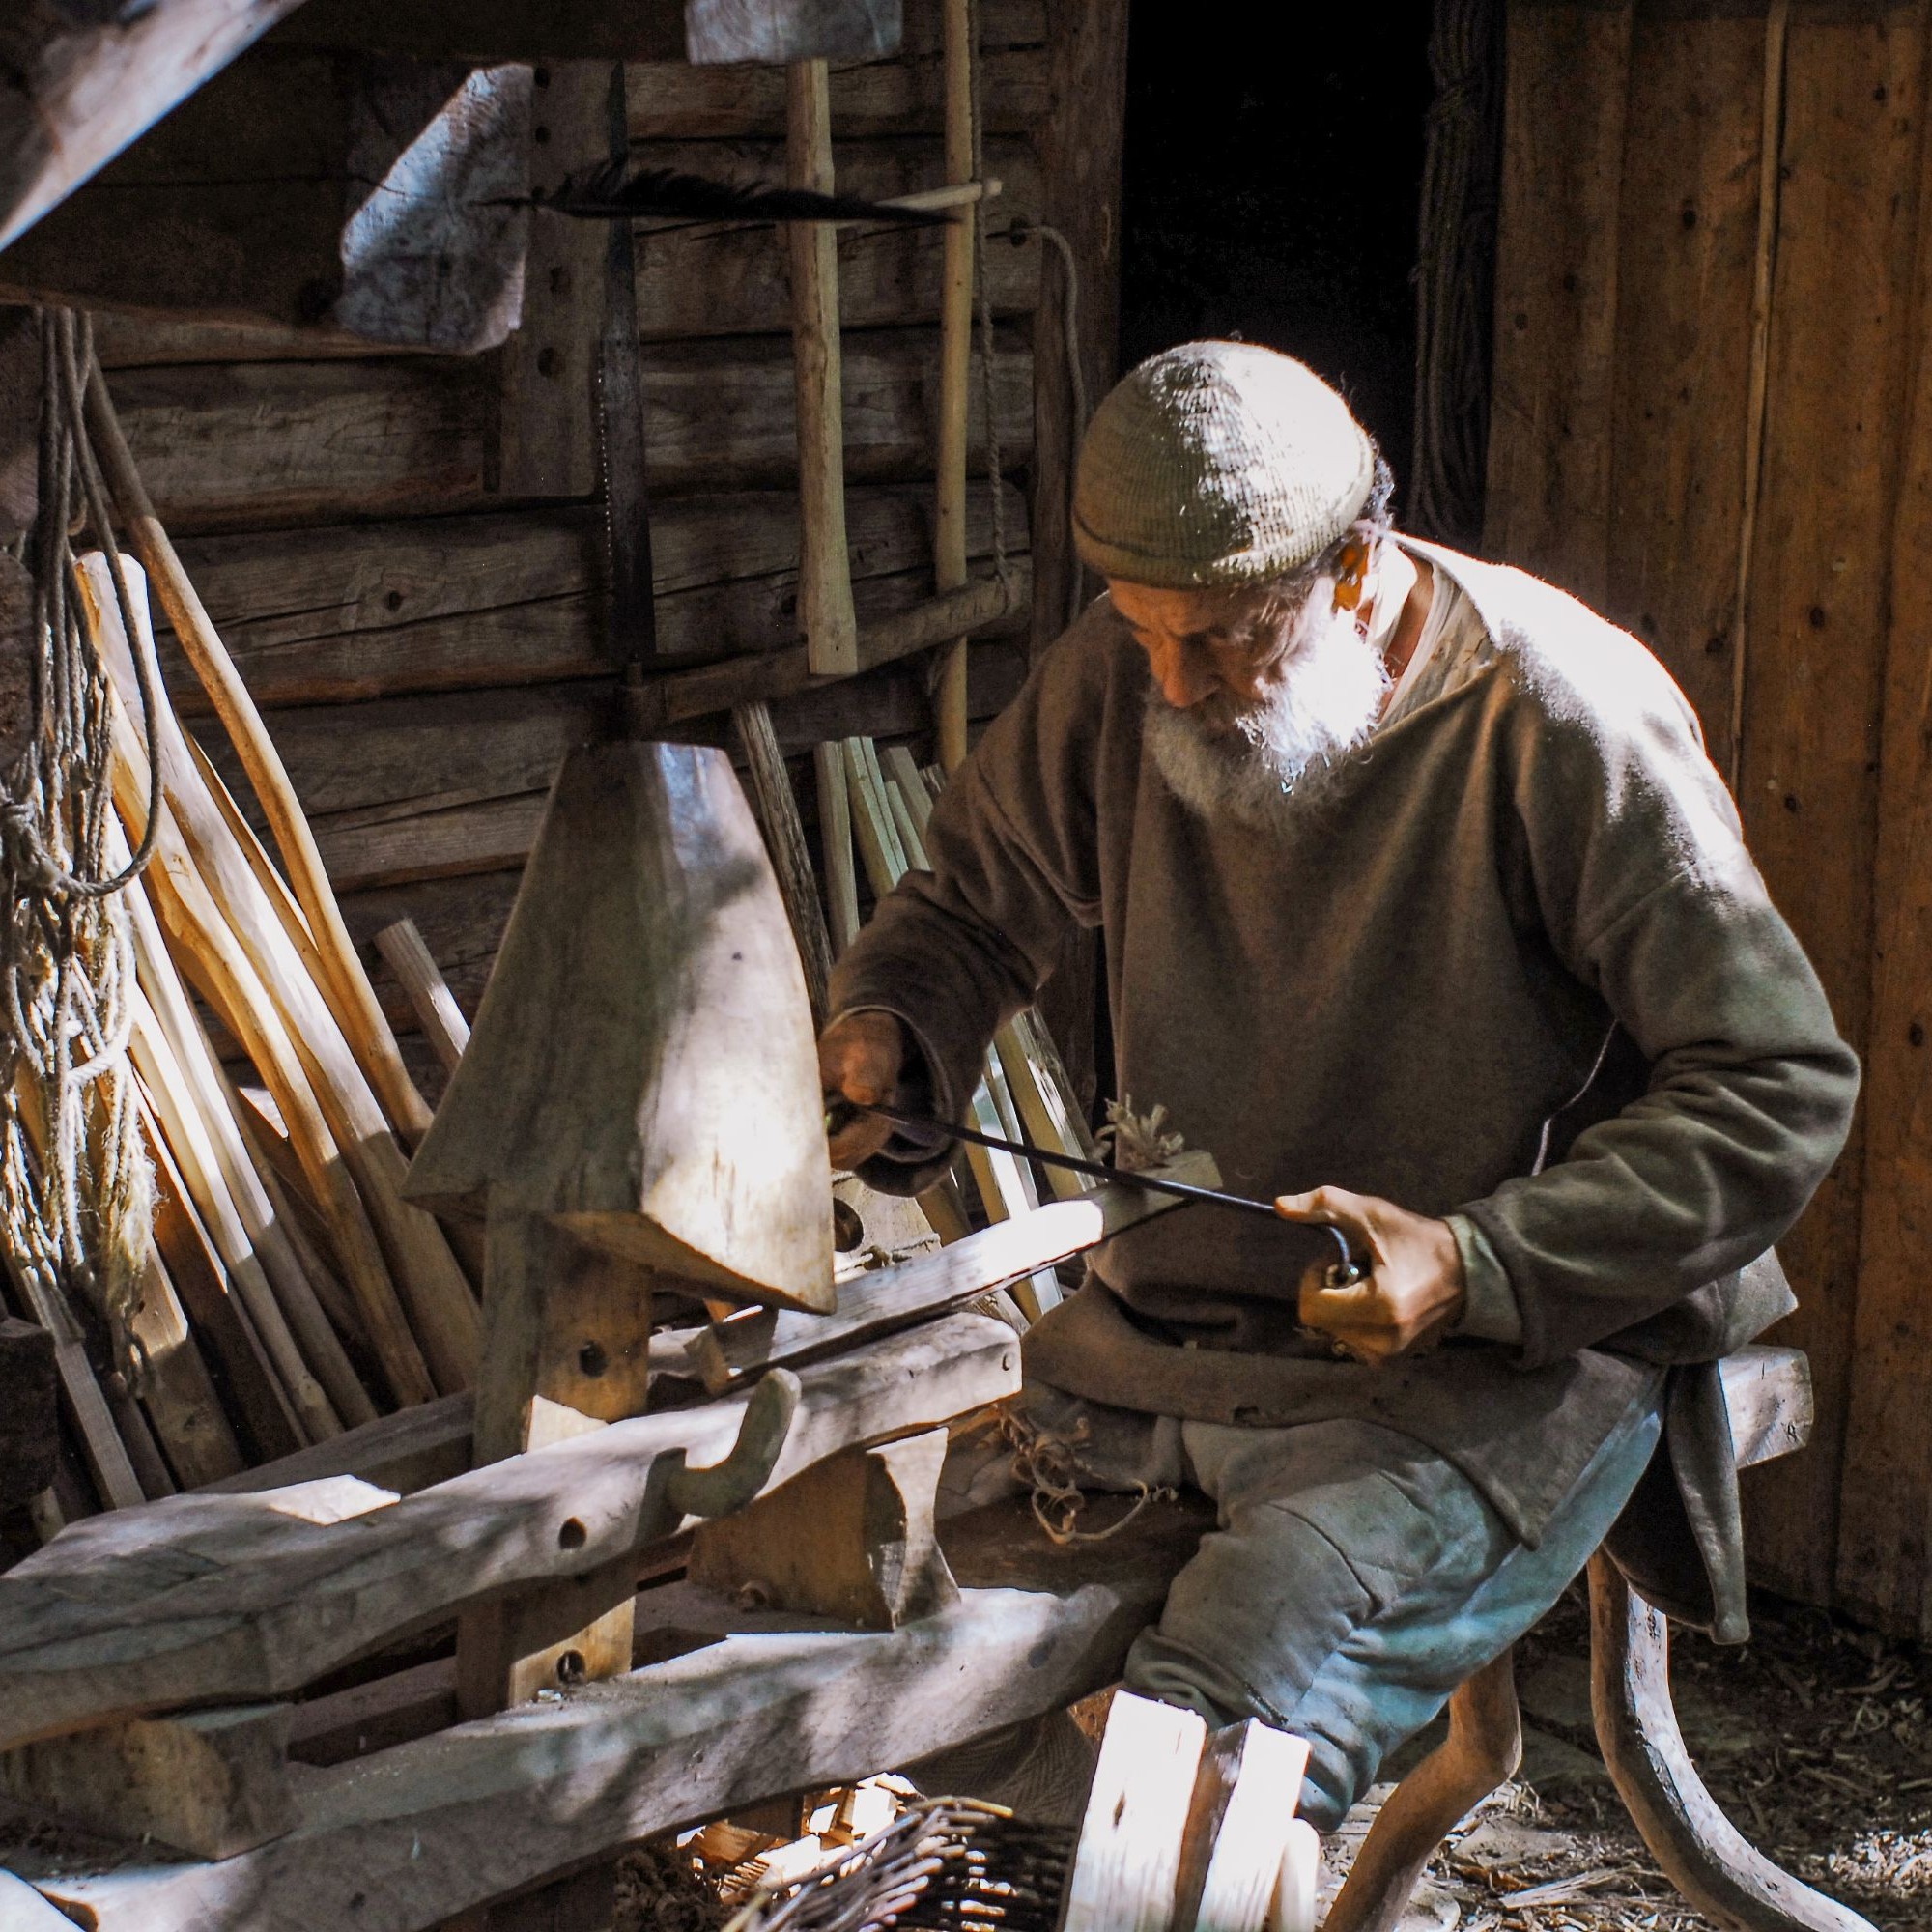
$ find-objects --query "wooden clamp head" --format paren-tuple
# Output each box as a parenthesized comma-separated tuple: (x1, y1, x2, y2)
(405, 741, 835, 1315)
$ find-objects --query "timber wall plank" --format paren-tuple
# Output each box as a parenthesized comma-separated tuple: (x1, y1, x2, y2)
(111, 330, 1032, 532)
(1483, 1, 1633, 608)
(1488, 0, 1932, 1625)
(1730, 5, 1925, 1607)
(1603, 6, 1764, 773)
(1838, 103, 1932, 1633)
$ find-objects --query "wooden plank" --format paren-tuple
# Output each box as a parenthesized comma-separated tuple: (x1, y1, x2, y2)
(107, 330, 1031, 534)
(0, 0, 309, 251)
(2, 52, 531, 353)
(145, 1127, 307, 1465)
(109, 355, 495, 535)
(16, 1492, 1205, 1932)
(124, 1247, 247, 1492)
(1174, 1722, 1311, 1932)
(734, 700, 835, 1021)
(1735, 6, 1926, 1609)
(157, 484, 1025, 710)
(1028, 0, 1127, 648)
(693, 1157, 1213, 1390)
(931, 0, 976, 770)
(319, 792, 550, 894)
(1603, 7, 1767, 767)
(627, 42, 1049, 142)
(0, 1313, 1020, 1753)
(1482, 1, 1634, 605)
(1836, 30, 1932, 1637)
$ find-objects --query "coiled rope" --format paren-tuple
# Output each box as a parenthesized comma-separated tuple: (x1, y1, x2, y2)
(0, 308, 161, 1378)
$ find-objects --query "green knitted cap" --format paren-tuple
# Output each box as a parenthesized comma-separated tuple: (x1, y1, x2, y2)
(1072, 342, 1377, 588)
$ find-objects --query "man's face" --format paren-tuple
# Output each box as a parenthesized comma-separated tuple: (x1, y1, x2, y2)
(1109, 564, 1390, 824)
(1107, 577, 1313, 726)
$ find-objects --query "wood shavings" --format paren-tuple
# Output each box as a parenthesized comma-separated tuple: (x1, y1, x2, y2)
(1097, 1095, 1185, 1173)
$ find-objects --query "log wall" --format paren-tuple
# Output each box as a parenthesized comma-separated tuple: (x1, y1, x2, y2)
(1486, 0, 1932, 1632)
(80, 0, 1122, 1104)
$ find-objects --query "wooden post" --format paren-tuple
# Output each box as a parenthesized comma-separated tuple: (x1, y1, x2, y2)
(455, 1221, 652, 1719)
(786, 60, 860, 676)
(496, 64, 609, 500)
(932, 0, 976, 770)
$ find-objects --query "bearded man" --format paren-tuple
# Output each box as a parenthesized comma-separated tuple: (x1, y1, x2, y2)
(818, 342, 1859, 1830)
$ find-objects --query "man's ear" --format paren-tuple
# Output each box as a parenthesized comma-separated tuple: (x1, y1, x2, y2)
(1331, 535, 1372, 611)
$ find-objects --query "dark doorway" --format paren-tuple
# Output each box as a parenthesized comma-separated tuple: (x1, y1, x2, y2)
(1118, 2, 1437, 502)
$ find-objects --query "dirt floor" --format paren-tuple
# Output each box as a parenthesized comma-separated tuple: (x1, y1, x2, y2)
(616, 1580, 1932, 1932)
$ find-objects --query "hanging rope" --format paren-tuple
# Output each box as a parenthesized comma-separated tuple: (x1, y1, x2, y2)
(0, 308, 160, 1377)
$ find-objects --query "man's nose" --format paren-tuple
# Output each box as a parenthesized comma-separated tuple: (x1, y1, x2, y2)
(1155, 643, 1216, 709)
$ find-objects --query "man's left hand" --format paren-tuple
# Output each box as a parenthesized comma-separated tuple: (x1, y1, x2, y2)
(1274, 1186, 1466, 1365)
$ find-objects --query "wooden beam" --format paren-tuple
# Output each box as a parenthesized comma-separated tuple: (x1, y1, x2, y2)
(495, 63, 609, 499)
(270, 0, 900, 61)
(1839, 23, 1932, 1637)
(624, 11, 1050, 144)
(733, 700, 835, 1023)
(0, 1312, 1020, 1752)
(101, 327, 1033, 536)
(0, 0, 311, 252)
(14, 1492, 1208, 1932)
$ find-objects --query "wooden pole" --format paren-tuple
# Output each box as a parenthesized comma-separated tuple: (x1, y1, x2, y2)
(374, 921, 471, 1078)
(732, 700, 834, 1024)
(82, 366, 435, 1147)
(787, 59, 860, 676)
(932, 0, 976, 770)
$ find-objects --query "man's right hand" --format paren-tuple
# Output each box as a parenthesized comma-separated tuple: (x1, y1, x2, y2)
(819, 1009, 910, 1170)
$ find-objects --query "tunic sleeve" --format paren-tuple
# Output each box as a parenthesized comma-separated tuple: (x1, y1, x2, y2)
(1453, 631, 1861, 1367)
(826, 607, 1117, 1194)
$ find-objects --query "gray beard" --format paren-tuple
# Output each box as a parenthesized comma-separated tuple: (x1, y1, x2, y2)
(1143, 602, 1391, 830)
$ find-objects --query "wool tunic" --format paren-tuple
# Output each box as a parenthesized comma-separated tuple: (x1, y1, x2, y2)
(831, 539, 1859, 1633)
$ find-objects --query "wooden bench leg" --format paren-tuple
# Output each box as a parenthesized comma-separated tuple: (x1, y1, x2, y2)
(1587, 1553, 1877, 1932)
(1324, 1646, 1521, 1932)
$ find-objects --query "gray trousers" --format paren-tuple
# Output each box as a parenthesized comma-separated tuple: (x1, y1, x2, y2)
(1021, 1383, 1663, 1831)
